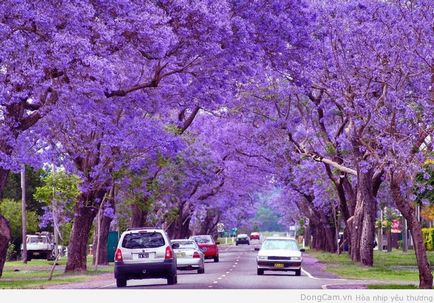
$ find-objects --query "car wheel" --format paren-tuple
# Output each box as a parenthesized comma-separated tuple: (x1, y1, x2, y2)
(295, 269, 301, 276)
(167, 273, 178, 285)
(213, 256, 219, 262)
(198, 267, 205, 274)
(116, 278, 127, 287)
(236, 243, 238, 246)
(257, 268, 264, 275)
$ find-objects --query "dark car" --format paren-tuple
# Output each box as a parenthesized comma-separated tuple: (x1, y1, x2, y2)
(190, 235, 219, 262)
(236, 234, 250, 245)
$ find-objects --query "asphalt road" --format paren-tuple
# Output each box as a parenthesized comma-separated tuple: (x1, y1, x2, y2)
(101, 243, 333, 289)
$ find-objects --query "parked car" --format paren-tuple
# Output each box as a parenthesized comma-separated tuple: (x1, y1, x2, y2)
(22, 232, 56, 261)
(250, 232, 260, 240)
(189, 235, 219, 262)
(256, 237, 305, 276)
(114, 227, 179, 287)
(236, 234, 250, 245)
(171, 239, 205, 274)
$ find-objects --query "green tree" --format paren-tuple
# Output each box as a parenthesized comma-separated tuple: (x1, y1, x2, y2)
(2, 167, 46, 215)
(33, 171, 80, 245)
(0, 199, 38, 258)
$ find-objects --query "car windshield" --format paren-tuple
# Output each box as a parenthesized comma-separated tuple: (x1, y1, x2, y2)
(122, 232, 165, 249)
(191, 236, 213, 244)
(27, 237, 46, 243)
(238, 234, 248, 238)
(172, 241, 197, 250)
(262, 239, 299, 251)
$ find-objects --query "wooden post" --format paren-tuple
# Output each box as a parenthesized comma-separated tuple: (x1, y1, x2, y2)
(21, 165, 27, 263)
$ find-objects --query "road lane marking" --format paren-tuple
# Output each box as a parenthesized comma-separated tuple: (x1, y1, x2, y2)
(226, 271, 230, 274)
(213, 281, 218, 284)
(301, 267, 319, 279)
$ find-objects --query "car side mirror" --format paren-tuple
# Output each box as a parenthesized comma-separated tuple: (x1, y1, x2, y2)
(171, 243, 180, 249)
(300, 248, 306, 252)
(216, 241, 220, 245)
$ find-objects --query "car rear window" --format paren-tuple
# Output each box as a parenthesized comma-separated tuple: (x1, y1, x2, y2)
(191, 236, 213, 244)
(122, 232, 165, 249)
(172, 241, 196, 249)
(262, 240, 298, 251)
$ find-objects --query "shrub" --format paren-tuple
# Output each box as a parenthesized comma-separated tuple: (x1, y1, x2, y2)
(422, 228, 434, 251)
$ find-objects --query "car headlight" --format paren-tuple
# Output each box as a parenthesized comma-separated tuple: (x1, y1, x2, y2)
(292, 257, 301, 261)
(257, 256, 267, 260)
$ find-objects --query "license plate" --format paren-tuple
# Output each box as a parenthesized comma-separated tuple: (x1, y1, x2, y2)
(33, 252, 40, 256)
(274, 263, 284, 268)
(176, 252, 186, 258)
(137, 252, 149, 258)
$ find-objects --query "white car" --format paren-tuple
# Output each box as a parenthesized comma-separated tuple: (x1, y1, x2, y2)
(171, 239, 205, 274)
(256, 237, 305, 276)
(114, 227, 178, 287)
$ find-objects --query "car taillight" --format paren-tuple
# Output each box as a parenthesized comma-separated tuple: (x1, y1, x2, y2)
(193, 251, 200, 258)
(165, 246, 173, 259)
(115, 248, 123, 262)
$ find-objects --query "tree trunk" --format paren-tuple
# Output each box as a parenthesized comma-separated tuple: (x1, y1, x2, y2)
(351, 168, 376, 266)
(92, 211, 113, 265)
(65, 195, 98, 272)
(130, 204, 147, 228)
(386, 228, 392, 252)
(391, 171, 433, 289)
(0, 215, 11, 278)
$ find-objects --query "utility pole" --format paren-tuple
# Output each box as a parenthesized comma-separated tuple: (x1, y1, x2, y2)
(403, 218, 408, 252)
(52, 165, 59, 258)
(21, 164, 27, 263)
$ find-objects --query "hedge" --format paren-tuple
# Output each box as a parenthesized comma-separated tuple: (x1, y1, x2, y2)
(422, 228, 434, 251)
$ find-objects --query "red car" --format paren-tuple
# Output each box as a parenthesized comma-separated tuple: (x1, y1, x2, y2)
(190, 235, 219, 262)
(250, 232, 260, 240)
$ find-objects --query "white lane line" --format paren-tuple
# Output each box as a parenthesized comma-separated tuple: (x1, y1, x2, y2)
(321, 284, 329, 289)
(226, 271, 230, 274)
(222, 275, 226, 277)
(208, 285, 213, 288)
(100, 283, 115, 288)
(213, 281, 218, 284)
(218, 277, 222, 280)
(301, 267, 320, 280)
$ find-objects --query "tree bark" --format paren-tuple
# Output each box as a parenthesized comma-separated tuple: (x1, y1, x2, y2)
(92, 210, 113, 265)
(0, 215, 11, 278)
(130, 204, 147, 228)
(351, 168, 376, 266)
(391, 171, 433, 289)
(65, 194, 100, 272)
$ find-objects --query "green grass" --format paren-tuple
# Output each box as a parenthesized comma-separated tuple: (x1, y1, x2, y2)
(0, 256, 114, 289)
(307, 249, 434, 282)
(217, 237, 235, 245)
(0, 276, 90, 289)
(367, 284, 419, 289)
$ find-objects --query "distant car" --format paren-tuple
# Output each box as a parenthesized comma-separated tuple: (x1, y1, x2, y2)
(256, 237, 304, 276)
(114, 227, 179, 287)
(236, 234, 250, 245)
(250, 232, 260, 240)
(22, 232, 56, 261)
(190, 235, 219, 262)
(171, 239, 205, 274)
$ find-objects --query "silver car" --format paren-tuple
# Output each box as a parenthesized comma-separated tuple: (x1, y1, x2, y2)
(171, 239, 205, 274)
(256, 237, 305, 276)
(114, 228, 178, 287)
